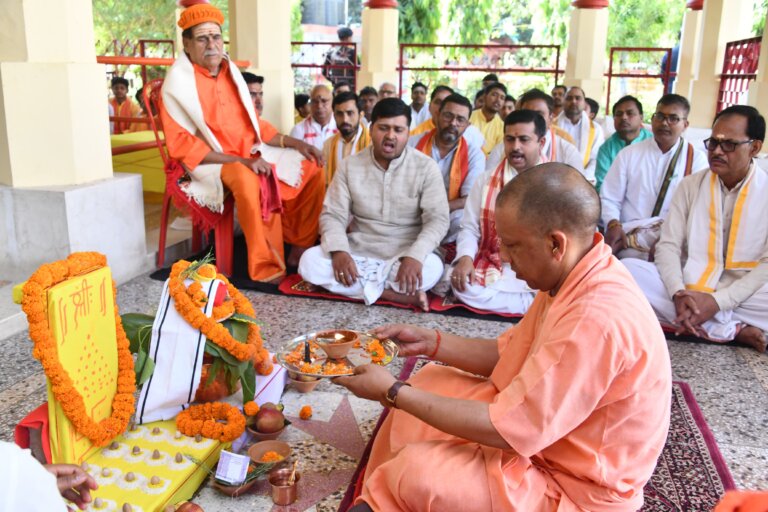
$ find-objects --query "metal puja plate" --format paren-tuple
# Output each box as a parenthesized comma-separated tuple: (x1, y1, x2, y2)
(276, 331, 399, 379)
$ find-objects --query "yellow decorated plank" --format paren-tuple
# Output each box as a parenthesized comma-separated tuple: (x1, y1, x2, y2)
(47, 267, 119, 465)
(82, 420, 224, 512)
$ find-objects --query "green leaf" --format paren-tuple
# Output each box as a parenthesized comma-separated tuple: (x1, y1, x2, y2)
(205, 340, 245, 367)
(230, 313, 261, 326)
(206, 358, 222, 386)
(121, 313, 154, 354)
(241, 364, 256, 403)
(137, 357, 156, 386)
(222, 318, 250, 342)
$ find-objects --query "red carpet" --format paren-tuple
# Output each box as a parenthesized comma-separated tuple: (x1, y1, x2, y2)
(339, 358, 734, 512)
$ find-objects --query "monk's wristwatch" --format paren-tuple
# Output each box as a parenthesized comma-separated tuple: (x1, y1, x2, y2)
(385, 381, 411, 408)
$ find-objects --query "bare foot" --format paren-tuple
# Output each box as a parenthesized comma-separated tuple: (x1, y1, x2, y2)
(380, 290, 430, 312)
(735, 325, 767, 353)
(286, 245, 309, 268)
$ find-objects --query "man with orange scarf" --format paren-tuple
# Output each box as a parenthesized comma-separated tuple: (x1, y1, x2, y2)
(450, 110, 547, 314)
(323, 91, 371, 185)
(408, 93, 484, 261)
(160, 1, 324, 280)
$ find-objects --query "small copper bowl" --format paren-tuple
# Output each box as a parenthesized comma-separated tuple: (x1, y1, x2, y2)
(246, 423, 286, 441)
(212, 477, 258, 497)
(269, 467, 301, 505)
(287, 375, 321, 393)
(248, 440, 291, 468)
(315, 329, 359, 359)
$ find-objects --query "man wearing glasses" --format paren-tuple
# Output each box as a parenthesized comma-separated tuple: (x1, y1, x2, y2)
(624, 105, 768, 352)
(409, 93, 485, 251)
(600, 94, 708, 260)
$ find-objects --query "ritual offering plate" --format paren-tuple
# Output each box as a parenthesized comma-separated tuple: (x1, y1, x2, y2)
(276, 331, 398, 378)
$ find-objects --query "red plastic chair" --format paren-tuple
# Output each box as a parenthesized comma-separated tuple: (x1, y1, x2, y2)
(144, 79, 234, 276)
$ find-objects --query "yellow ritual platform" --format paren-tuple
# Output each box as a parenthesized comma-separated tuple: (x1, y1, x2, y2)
(34, 260, 224, 511)
(111, 131, 165, 194)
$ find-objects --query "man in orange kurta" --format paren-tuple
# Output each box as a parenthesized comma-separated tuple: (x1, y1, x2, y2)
(336, 163, 672, 511)
(109, 76, 142, 135)
(160, 4, 324, 280)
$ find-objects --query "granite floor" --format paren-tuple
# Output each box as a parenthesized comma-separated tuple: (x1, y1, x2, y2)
(1, 271, 767, 511)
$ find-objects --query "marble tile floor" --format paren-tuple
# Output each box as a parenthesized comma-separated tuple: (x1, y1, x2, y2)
(1, 271, 767, 511)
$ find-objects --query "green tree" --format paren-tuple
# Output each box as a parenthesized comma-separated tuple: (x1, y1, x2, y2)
(398, 0, 441, 44)
(291, 0, 304, 42)
(607, 0, 684, 49)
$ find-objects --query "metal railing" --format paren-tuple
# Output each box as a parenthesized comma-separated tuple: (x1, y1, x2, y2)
(398, 43, 562, 97)
(717, 36, 761, 113)
(605, 47, 674, 120)
(291, 41, 359, 92)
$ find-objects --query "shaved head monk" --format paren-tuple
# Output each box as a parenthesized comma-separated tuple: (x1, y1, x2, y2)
(160, 3, 325, 280)
(337, 163, 672, 512)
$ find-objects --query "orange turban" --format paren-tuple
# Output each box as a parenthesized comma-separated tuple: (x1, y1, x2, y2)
(177, 1, 225, 31)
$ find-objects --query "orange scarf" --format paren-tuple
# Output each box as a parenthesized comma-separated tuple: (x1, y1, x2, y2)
(415, 129, 469, 201)
(473, 160, 507, 285)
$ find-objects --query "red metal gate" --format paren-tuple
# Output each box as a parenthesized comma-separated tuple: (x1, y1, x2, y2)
(717, 36, 761, 113)
(291, 41, 359, 92)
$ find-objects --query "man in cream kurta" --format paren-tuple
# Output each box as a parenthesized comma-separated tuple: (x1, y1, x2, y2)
(624, 105, 768, 351)
(601, 94, 707, 260)
(450, 110, 546, 314)
(299, 99, 449, 311)
(336, 164, 671, 512)
(555, 86, 604, 182)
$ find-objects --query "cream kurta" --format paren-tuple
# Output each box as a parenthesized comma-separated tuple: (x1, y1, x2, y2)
(320, 145, 449, 263)
(359, 238, 672, 511)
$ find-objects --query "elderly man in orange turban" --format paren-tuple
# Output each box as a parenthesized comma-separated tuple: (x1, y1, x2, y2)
(159, 0, 325, 280)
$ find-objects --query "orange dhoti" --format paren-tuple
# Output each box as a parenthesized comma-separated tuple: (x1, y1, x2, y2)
(220, 160, 324, 281)
(359, 364, 560, 512)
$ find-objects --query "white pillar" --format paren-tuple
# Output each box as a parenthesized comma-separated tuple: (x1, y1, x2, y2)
(674, 0, 704, 99)
(687, 0, 753, 127)
(229, 0, 295, 132)
(358, 0, 400, 91)
(563, 0, 609, 101)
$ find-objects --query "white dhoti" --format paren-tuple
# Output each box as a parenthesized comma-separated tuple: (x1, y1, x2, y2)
(616, 217, 663, 262)
(452, 265, 535, 315)
(298, 246, 444, 305)
(624, 258, 768, 341)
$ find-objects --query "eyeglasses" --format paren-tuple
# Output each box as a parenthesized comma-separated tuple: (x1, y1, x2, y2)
(651, 112, 686, 125)
(439, 111, 469, 126)
(703, 137, 754, 153)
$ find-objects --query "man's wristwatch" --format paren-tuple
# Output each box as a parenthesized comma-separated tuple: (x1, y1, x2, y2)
(385, 381, 411, 408)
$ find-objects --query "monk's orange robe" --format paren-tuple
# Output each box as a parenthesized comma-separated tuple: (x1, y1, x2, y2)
(715, 491, 768, 512)
(359, 236, 672, 511)
(109, 97, 142, 134)
(161, 60, 321, 280)
(257, 117, 324, 248)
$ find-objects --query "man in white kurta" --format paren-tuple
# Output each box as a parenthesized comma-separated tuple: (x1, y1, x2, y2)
(624, 105, 768, 351)
(289, 85, 338, 150)
(299, 99, 449, 311)
(555, 86, 604, 182)
(449, 110, 545, 314)
(486, 89, 584, 177)
(601, 94, 708, 260)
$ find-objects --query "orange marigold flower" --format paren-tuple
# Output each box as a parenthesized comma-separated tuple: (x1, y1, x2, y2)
(299, 405, 312, 420)
(243, 401, 259, 416)
(259, 450, 284, 463)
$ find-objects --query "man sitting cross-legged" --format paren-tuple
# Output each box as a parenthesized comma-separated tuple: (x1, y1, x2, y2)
(337, 163, 672, 512)
(408, 93, 485, 248)
(410, 85, 485, 149)
(160, 3, 325, 281)
(601, 94, 707, 261)
(298, 98, 449, 311)
(450, 110, 548, 315)
(624, 105, 768, 352)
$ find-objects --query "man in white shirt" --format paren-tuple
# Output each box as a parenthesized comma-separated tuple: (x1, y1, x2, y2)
(379, 82, 397, 99)
(601, 94, 708, 260)
(289, 84, 338, 150)
(409, 81, 431, 129)
(449, 110, 547, 314)
(486, 89, 584, 176)
(299, 98, 449, 311)
(555, 86, 604, 181)
(623, 105, 768, 352)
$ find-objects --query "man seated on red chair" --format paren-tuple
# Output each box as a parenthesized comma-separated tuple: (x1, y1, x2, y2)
(159, 2, 325, 280)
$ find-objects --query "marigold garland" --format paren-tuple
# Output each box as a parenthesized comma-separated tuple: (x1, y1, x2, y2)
(168, 260, 272, 375)
(243, 401, 259, 416)
(299, 405, 313, 420)
(176, 402, 246, 442)
(20, 252, 136, 447)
